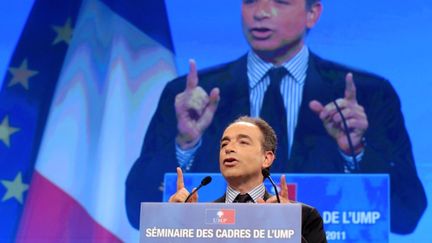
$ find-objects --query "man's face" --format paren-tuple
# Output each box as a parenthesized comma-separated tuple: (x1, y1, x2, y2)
(241, 0, 321, 57)
(219, 122, 273, 185)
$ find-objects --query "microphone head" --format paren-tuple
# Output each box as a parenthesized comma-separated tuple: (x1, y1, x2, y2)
(201, 176, 212, 186)
(261, 168, 270, 178)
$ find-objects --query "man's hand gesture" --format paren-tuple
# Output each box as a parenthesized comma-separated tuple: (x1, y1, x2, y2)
(309, 73, 368, 154)
(257, 175, 291, 203)
(175, 59, 220, 149)
(168, 167, 198, 203)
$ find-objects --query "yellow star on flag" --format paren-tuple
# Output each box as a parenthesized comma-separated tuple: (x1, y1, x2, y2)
(1, 172, 29, 204)
(52, 18, 73, 45)
(0, 116, 20, 147)
(8, 59, 39, 90)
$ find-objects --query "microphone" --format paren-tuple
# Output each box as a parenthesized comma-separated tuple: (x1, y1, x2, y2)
(184, 176, 212, 202)
(262, 168, 281, 203)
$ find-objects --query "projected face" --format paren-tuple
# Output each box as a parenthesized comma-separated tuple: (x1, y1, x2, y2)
(219, 122, 272, 189)
(241, 0, 321, 63)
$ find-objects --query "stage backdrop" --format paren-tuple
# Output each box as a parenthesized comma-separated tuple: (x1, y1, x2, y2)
(1, 0, 431, 242)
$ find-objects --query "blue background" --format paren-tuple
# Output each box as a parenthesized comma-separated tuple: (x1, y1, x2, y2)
(1, 0, 431, 242)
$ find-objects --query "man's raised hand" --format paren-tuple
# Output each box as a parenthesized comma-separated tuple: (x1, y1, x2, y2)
(309, 73, 368, 154)
(257, 175, 290, 204)
(175, 59, 220, 149)
(168, 167, 198, 203)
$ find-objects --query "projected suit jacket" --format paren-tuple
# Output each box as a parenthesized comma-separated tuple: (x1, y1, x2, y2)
(126, 52, 427, 234)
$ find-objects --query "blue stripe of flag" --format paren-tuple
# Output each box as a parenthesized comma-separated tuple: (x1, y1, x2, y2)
(102, 0, 175, 52)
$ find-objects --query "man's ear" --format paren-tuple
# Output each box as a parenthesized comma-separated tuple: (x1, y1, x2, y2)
(262, 151, 275, 168)
(306, 2, 323, 29)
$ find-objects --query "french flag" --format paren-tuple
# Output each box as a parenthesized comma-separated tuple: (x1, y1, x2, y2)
(0, 0, 176, 241)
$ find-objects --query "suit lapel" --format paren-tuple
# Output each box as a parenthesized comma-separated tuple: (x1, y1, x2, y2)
(297, 53, 337, 134)
(210, 55, 250, 143)
(193, 56, 250, 172)
(289, 53, 344, 171)
(218, 55, 250, 118)
(263, 190, 272, 201)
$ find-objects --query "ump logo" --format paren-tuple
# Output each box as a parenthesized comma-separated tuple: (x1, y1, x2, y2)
(205, 209, 236, 225)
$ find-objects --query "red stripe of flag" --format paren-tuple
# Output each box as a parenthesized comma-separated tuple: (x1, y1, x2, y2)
(16, 172, 121, 243)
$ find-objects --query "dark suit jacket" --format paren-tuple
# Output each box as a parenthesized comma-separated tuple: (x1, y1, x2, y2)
(214, 191, 327, 243)
(126, 52, 427, 234)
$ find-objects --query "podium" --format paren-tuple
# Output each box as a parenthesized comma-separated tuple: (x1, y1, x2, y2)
(162, 173, 390, 242)
(140, 203, 302, 242)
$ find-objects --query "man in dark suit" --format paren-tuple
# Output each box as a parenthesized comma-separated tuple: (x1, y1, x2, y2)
(168, 117, 327, 243)
(126, 0, 427, 234)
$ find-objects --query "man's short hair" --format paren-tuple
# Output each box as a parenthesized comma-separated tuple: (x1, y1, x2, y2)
(306, 0, 320, 9)
(232, 116, 277, 154)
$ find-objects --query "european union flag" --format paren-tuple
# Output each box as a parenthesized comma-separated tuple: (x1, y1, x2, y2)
(0, 1, 82, 241)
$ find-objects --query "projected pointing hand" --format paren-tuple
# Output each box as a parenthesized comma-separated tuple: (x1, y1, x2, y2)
(309, 73, 368, 154)
(175, 59, 220, 149)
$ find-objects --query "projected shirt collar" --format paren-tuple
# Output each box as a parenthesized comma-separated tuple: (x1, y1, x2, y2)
(247, 45, 309, 89)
